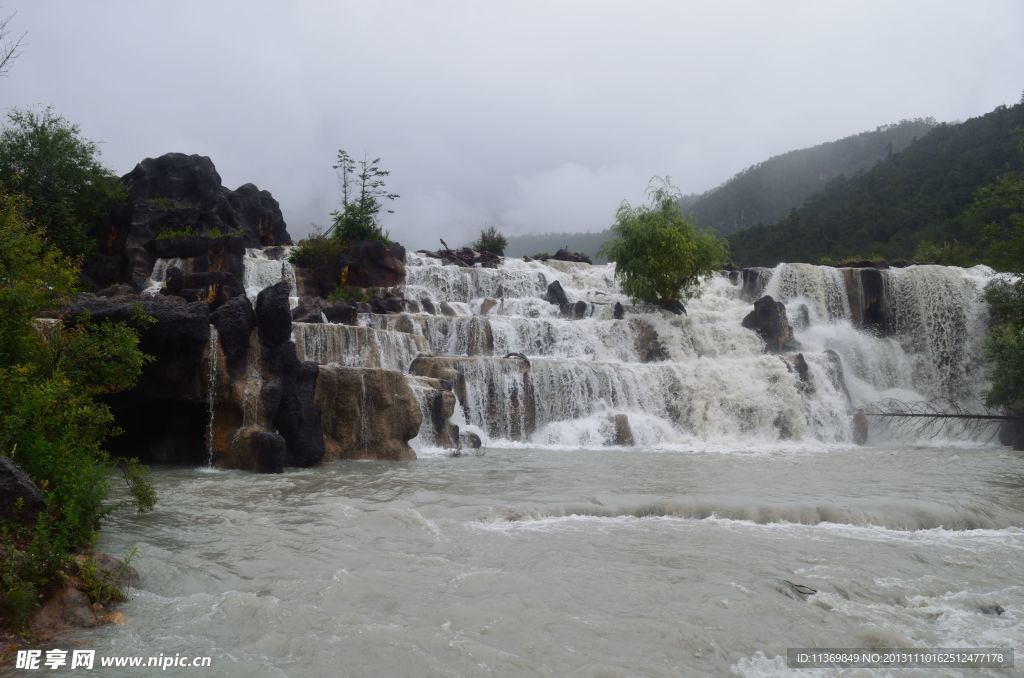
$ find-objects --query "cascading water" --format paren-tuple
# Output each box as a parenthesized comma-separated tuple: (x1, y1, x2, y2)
(396, 254, 995, 448)
(205, 326, 218, 466)
(243, 247, 297, 302)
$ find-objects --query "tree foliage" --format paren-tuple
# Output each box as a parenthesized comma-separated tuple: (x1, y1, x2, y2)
(0, 107, 126, 259)
(0, 190, 152, 628)
(473, 225, 508, 255)
(728, 103, 1024, 266)
(975, 145, 1024, 410)
(599, 179, 729, 309)
(326, 149, 397, 244)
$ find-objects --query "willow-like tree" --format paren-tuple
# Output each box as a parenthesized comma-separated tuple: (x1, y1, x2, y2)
(599, 178, 729, 313)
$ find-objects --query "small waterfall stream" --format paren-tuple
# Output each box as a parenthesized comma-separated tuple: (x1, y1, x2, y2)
(205, 326, 218, 466)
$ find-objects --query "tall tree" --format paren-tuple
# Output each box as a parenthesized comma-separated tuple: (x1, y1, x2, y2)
(325, 149, 399, 243)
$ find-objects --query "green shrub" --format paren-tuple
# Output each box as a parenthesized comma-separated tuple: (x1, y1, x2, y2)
(474, 226, 507, 255)
(289, 233, 347, 269)
(155, 225, 197, 239)
(599, 178, 729, 307)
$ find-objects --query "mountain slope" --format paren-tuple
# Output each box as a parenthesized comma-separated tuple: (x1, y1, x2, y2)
(728, 103, 1024, 266)
(682, 118, 936, 235)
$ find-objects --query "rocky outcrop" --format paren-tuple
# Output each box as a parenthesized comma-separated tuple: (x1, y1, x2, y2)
(295, 241, 407, 299)
(409, 355, 536, 440)
(843, 267, 888, 334)
(31, 587, 98, 631)
(315, 366, 421, 461)
(210, 295, 255, 380)
(544, 280, 569, 307)
(739, 267, 772, 301)
(630, 319, 669, 363)
(102, 153, 290, 291)
(255, 282, 293, 347)
(605, 414, 635, 446)
(219, 426, 286, 473)
(0, 456, 45, 525)
(409, 376, 461, 448)
(742, 295, 800, 353)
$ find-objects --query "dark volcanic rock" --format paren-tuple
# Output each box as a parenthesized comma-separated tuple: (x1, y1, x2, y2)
(0, 456, 45, 524)
(323, 301, 358, 324)
(291, 296, 325, 324)
(111, 153, 291, 290)
(544, 280, 569, 307)
(742, 295, 800, 353)
(267, 343, 325, 467)
(255, 282, 293, 347)
(210, 294, 256, 380)
(231, 427, 287, 473)
(340, 241, 407, 287)
(70, 293, 210, 399)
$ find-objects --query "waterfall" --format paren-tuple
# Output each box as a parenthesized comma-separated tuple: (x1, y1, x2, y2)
(244, 247, 297, 302)
(239, 333, 265, 433)
(206, 326, 219, 466)
(236, 244, 994, 451)
(145, 257, 186, 296)
(293, 322, 428, 372)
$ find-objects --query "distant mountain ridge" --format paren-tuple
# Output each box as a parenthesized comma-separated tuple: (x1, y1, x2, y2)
(679, 118, 936, 235)
(505, 117, 938, 261)
(728, 102, 1024, 266)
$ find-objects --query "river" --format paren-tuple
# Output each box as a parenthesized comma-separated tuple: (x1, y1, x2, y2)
(65, 440, 1022, 677)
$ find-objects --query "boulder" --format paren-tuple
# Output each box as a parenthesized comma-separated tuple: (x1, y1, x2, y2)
(323, 301, 358, 325)
(605, 414, 635, 446)
(223, 426, 287, 473)
(31, 587, 98, 631)
(630, 319, 669, 363)
(255, 281, 293, 347)
(544, 280, 569, 307)
(742, 295, 800, 353)
(268, 343, 325, 467)
(409, 376, 460, 448)
(552, 248, 592, 264)
(315, 366, 421, 461)
(340, 241, 406, 287)
(210, 295, 256, 381)
(459, 431, 483, 449)
(0, 456, 45, 524)
(613, 302, 625, 320)
(291, 296, 325, 324)
(852, 409, 869, 445)
(479, 298, 499, 315)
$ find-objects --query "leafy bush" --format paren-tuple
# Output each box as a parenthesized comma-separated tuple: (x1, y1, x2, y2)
(288, 233, 347, 269)
(474, 226, 507, 255)
(0, 190, 154, 629)
(0, 107, 126, 259)
(155, 225, 197, 240)
(599, 178, 729, 308)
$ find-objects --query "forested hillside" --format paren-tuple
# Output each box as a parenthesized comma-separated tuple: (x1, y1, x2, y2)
(504, 230, 613, 262)
(680, 118, 936, 235)
(728, 103, 1024, 266)
(504, 118, 935, 260)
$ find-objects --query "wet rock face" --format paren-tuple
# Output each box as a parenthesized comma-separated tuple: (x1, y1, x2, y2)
(742, 295, 800, 353)
(210, 295, 256, 380)
(409, 355, 536, 441)
(109, 153, 291, 290)
(606, 414, 635, 446)
(0, 456, 45, 525)
(255, 281, 293, 347)
(222, 426, 287, 473)
(315, 365, 421, 461)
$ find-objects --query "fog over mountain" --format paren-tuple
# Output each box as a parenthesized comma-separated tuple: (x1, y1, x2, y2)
(2, 1, 1021, 248)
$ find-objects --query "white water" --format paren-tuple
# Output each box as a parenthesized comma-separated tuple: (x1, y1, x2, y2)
(243, 247, 297, 303)
(68, 252, 1018, 678)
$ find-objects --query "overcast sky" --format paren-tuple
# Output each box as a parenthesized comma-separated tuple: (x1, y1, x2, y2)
(2, 1, 1021, 248)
